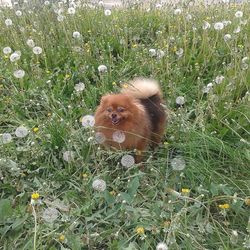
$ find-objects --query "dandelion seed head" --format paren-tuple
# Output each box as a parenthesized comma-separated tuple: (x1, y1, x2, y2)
(112, 131, 125, 143)
(202, 21, 211, 30)
(175, 96, 185, 105)
(1, 133, 12, 144)
(95, 132, 106, 144)
(3, 47, 12, 54)
(57, 15, 65, 22)
(98, 64, 108, 73)
(44, 0, 50, 5)
(15, 126, 29, 138)
(13, 69, 25, 79)
(149, 49, 156, 57)
(233, 26, 241, 34)
(224, 34, 231, 42)
(63, 151, 74, 162)
(26, 39, 35, 48)
(72, 31, 81, 38)
(5, 19, 12, 26)
(82, 115, 95, 128)
(15, 10, 22, 16)
(92, 179, 106, 192)
(104, 9, 111, 16)
(156, 242, 168, 250)
(67, 7, 75, 14)
(215, 75, 225, 84)
(156, 49, 165, 59)
(176, 48, 184, 57)
(42, 207, 59, 223)
(33, 46, 42, 55)
(74, 82, 85, 92)
(214, 22, 224, 30)
(174, 8, 182, 15)
(121, 154, 135, 168)
(10, 52, 20, 62)
(235, 11, 243, 18)
(242, 57, 248, 64)
(171, 157, 186, 171)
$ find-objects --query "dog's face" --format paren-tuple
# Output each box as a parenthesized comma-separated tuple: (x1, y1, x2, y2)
(99, 94, 137, 125)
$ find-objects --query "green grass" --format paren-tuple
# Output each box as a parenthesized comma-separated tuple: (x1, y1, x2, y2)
(0, 1, 249, 249)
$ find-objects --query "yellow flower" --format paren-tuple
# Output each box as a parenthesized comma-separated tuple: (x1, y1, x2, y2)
(46, 70, 51, 74)
(109, 190, 116, 196)
(162, 220, 171, 227)
(132, 44, 138, 48)
(112, 82, 117, 86)
(33, 127, 39, 133)
(245, 198, 250, 206)
(31, 192, 40, 200)
(82, 173, 88, 179)
(136, 227, 145, 235)
(181, 188, 190, 193)
(65, 74, 71, 79)
(47, 112, 52, 117)
(59, 234, 65, 242)
(4, 55, 9, 59)
(172, 46, 177, 52)
(218, 203, 230, 209)
(123, 84, 128, 89)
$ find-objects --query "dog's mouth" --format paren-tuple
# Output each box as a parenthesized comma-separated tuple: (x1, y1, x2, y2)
(111, 117, 120, 125)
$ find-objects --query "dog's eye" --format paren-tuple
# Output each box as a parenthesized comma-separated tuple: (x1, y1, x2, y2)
(117, 107, 125, 112)
(106, 107, 112, 112)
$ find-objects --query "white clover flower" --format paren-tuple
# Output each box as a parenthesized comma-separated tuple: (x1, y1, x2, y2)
(202, 21, 211, 30)
(156, 242, 168, 250)
(121, 155, 135, 168)
(57, 15, 65, 22)
(72, 31, 81, 38)
(26, 39, 35, 48)
(10, 52, 20, 62)
(74, 82, 85, 92)
(1, 133, 12, 144)
(233, 26, 241, 34)
(176, 48, 184, 57)
(42, 207, 59, 223)
(67, 7, 75, 15)
(44, 0, 50, 5)
(215, 75, 225, 84)
(95, 132, 106, 144)
(235, 11, 243, 18)
(176, 96, 185, 105)
(63, 151, 74, 162)
(82, 115, 95, 128)
(171, 156, 186, 171)
(98, 64, 108, 73)
(174, 8, 182, 15)
(3, 47, 12, 54)
(149, 48, 157, 57)
(156, 49, 165, 59)
(5, 19, 13, 26)
(13, 69, 25, 79)
(15, 10, 22, 16)
(33, 46, 42, 55)
(112, 131, 125, 143)
(15, 126, 29, 138)
(104, 9, 111, 16)
(214, 22, 224, 30)
(92, 179, 106, 192)
(224, 34, 231, 42)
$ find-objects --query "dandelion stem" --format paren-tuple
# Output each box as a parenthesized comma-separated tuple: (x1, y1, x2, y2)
(32, 205, 38, 250)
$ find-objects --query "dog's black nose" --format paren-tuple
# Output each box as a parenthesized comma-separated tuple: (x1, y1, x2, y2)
(111, 113, 117, 118)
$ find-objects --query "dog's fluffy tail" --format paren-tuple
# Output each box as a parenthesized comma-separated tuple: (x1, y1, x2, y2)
(121, 78, 162, 99)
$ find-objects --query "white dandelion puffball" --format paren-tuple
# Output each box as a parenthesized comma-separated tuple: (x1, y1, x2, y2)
(73, 31, 81, 38)
(74, 82, 85, 92)
(98, 1, 104, 6)
(15, 10, 22, 16)
(44, 0, 50, 5)
(112, 131, 125, 143)
(215, 75, 225, 84)
(121, 155, 135, 168)
(5, 19, 13, 26)
(223, 20, 231, 26)
(57, 15, 65, 22)
(63, 151, 74, 162)
(3, 47, 12, 54)
(171, 157, 186, 171)
(42, 207, 59, 223)
(224, 34, 231, 42)
(26, 39, 35, 48)
(174, 8, 182, 15)
(67, 7, 75, 15)
(149, 49, 157, 57)
(186, 14, 192, 21)
(92, 179, 106, 192)
(2, 133, 12, 144)
(176, 96, 185, 105)
(156, 242, 168, 250)
(242, 57, 249, 64)
(82, 115, 95, 128)
(95, 132, 106, 144)
(10, 52, 20, 62)
(156, 49, 165, 59)
(202, 21, 211, 30)
(13, 69, 25, 79)
(176, 48, 184, 57)
(214, 22, 224, 30)
(235, 11, 243, 18)
(98, 65, 108, 73)
(233, 26, 241, 34)
(33, 46, 42, 55)
(15, 126, 29, 138)
(104, 9, 111, 16)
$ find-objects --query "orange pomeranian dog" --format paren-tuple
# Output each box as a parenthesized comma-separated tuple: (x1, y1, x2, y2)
(94, 78, 167, 162)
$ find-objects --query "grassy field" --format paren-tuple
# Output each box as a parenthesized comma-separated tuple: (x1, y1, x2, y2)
(0, 1, 249, 249)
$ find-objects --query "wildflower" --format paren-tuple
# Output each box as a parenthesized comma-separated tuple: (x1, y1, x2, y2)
(15, 126, 29, 138)
(47, 112, 52, 117)
(31, 192, 40, 200)
(67, 7, 76, 15)
(235, 11, 243, 18)
(15, 10, 22, 16)
(202, 21, 211, 30)
(176, 48, 184, 57)
(181, 188, 190, 193)
(59, 234, 65, 242)
(82, 115, 95, 128)
(174, 8, 182, 15)
(121, 155, 135, 168)
(110, 190, 116, 196)
(82, 173, 88, 179)
(13, 69, 25, 79)
(172, 46, 177, 52)
(33, 127, 39, 133)
(171, 157, 186, 171)
(92, 179, 106, 192)
(5, 19, 13, 26)
(3, 47, 12, 54)
(176, 96, 185, 105)
(95, 132, 106, 144)
(1, 133, 12, 144)
(156, 242, 168, 250)
(224, 34, 231, 42)
(245, 198, 250, 206)
(104, 9, 111, 16)
(33, 46, 42, 55)
(112, 82, 117, 86)
(112, 130, 125, 143)
(218, 203, 230, 209)
(26, 39, 35, 48)
(72, 31, 81, 38)
(10, 52, 21, 62)
(63, 151, 74, 162)
(136, 227, 145, 235)
(98, 64, 108, 73)
(214, 22, 224, 30)
(74, 82, 85, 92)
(132, 44, 138, 48)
